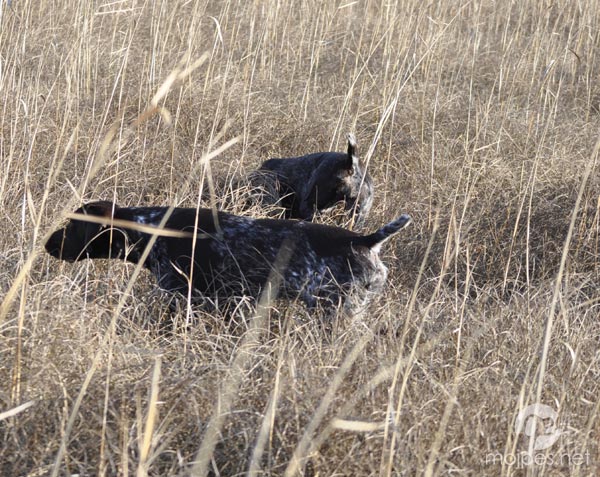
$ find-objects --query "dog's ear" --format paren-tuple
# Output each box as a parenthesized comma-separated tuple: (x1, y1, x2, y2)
(81, 201, 119, 218)
(346, 133, 359, 173)
(76, 202, 120, 256)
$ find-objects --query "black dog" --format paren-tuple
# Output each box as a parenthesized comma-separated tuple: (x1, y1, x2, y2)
(253, 134, 374, 226)
(45, 201, 410, 314)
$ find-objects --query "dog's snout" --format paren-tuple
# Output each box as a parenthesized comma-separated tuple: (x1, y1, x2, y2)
(45, 230, 70, 261)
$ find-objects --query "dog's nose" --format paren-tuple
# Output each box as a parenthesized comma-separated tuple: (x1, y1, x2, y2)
(45, 236, 58, 256)
(45, 242, 62, 259)
(45, 231, 69, 261)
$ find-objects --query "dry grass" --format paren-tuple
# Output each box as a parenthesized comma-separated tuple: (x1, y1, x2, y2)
(1, 0, 600, 475)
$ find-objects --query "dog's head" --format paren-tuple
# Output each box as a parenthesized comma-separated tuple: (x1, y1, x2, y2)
(45, 201, 124, 262)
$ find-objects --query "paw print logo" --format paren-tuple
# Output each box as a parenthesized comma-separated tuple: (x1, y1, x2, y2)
(515, 403, 563, 451)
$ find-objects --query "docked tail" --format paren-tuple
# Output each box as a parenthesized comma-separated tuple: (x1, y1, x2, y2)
(353, 214, 411, 250)
(346, 133, 358, 170)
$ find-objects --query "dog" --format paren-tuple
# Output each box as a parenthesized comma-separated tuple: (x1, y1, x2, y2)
(253, 134, 374, 226)
(45, 201, 410, 314)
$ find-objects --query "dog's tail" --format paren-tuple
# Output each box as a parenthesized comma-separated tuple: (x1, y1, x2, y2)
(347, 133, 357, 156)
(346, 133, 358, 170)
(353, 214, 411, 250)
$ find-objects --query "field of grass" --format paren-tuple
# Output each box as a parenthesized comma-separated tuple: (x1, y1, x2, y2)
(1, 0, 600, 475)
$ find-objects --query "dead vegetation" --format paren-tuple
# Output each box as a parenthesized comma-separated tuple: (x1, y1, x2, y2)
(1, 0, 599, 476)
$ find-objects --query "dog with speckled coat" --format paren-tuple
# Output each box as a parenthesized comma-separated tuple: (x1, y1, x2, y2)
(45, 201, 410, 314)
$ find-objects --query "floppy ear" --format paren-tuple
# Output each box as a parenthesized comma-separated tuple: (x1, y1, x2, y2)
(346, 133, 359, 172)
(81, 201, 119, 218)
(77, 201, 120, 254)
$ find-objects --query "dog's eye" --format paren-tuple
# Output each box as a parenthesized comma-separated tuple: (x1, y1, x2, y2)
(347, 167, 355, 176)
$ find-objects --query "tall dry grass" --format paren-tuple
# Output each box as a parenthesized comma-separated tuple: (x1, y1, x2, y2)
(1, 0, 599, 475)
